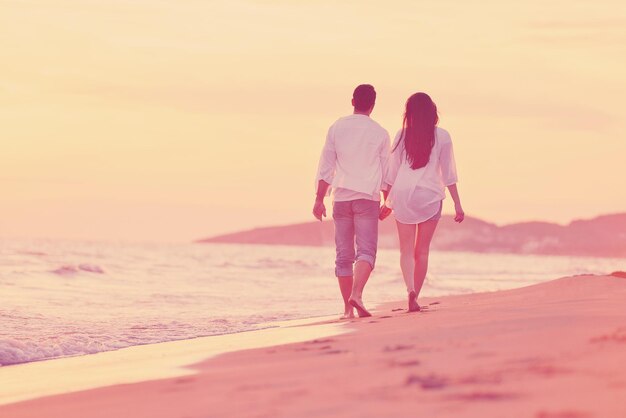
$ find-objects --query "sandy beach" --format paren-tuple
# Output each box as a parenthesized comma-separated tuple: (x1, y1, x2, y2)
(2, 274, 625, 418)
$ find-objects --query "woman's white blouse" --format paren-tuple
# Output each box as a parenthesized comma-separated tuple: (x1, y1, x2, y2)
(385, 126, 458, 224)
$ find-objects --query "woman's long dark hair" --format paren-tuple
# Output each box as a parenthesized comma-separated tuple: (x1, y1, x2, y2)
(394, 92, 438, 170)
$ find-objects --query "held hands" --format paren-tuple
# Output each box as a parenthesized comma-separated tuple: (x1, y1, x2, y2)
(379, 204, 392, 221)
(454, 204, 465, 223)
(312, 200, 326, 221)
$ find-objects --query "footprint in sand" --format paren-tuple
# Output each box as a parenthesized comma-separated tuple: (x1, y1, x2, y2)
(458, 373, 502, 385)
(391, 359, 420, 367)
(429, 301, 441, 305)
(307, 338, 335, 345)
(528, 364, 571, 377)
(467, 351, 496, 358)
(589, 327, 626, 344)
(392, 308, 404, 312)
(535, 411, 591, 418)
(447, 391, 519, 401)
(174, 377, 195, 385)
(384, 344, 415, 352)
(321, 349, 348, 355)
(405, 374, 449, 390)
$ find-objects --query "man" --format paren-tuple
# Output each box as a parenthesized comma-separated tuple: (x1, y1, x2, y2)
(313, 84, 390, 318)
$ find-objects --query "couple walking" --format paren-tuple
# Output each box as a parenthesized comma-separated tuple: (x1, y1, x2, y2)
(313, 84, 464, 318)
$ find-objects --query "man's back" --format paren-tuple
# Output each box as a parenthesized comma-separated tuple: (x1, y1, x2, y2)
(318, 114, 390, 198)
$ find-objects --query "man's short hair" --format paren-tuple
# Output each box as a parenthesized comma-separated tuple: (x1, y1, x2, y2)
(353, 84, 376, 111)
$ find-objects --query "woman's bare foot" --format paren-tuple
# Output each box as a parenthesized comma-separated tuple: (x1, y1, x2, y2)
(340, 303, 355, 319)
(408, 291, 420, 312)
(349, 298, 372, 318)
(340, 309, 355, 320)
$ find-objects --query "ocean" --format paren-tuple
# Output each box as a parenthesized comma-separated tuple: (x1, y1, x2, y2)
(0, 240, 622, 366)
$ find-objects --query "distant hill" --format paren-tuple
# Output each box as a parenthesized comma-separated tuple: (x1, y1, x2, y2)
(197, 213, 626, 258)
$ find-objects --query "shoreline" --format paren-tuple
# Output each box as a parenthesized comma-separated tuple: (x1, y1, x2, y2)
(2, 274, 626, 417)
(0, 314, 345, 369)
(0, 316, 347, 406)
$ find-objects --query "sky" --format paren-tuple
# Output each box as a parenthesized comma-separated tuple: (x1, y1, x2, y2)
(1, 0, 625, 242)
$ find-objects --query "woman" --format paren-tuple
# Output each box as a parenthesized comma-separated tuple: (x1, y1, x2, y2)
(380, 92, 464, 312)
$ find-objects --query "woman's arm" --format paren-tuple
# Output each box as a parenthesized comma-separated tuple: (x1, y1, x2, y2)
(447, 183, 465, 223)
(439, 132, 463, 223)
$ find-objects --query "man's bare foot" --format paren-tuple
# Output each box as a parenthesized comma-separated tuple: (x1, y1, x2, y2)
(349, 298, 372, 318)
(408, 291, 420, 312)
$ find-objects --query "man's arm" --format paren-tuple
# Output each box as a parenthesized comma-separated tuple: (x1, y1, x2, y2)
(379, 131, 393, 220)
(379, 188, 392, 220)
(313, 180, 331, 221)
(312, 126, 336, 221)
(316, 179, 331, 201)
(379, 131, 391, 201)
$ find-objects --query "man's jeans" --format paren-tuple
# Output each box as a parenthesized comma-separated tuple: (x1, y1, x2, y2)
(332, 199, 379, 277)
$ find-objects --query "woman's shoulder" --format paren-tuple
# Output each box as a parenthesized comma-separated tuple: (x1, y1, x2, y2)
(435, 126, 452, 143)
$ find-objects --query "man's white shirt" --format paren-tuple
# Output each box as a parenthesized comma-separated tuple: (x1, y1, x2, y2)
(316, 114, 390, 202)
